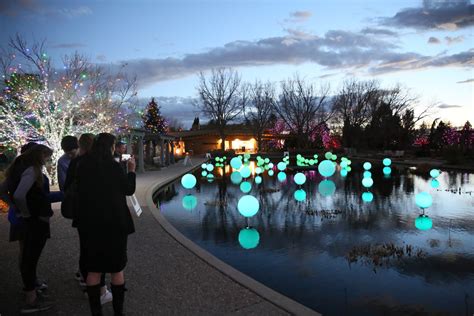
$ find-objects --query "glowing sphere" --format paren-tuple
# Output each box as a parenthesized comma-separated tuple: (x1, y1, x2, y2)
(255, 167, 263, 174)
(415, 215, 433, 231)
(383, 167, 392, 175)
(318, 160, 336, 178)
(346, 166, 352, 172)
(362, 192, 374, 202)
(340, 161, 348, 169)
(431, 179, 440, 189)
(244, 153, 251, 159)
(230, 157, 242, 169)
(362, 177, 374, 188)
(181, 174, 197, 189)
(201, 171, 208, 177)
(363, 162, 372, 170)
(294, 189, 306, 202)
(430, 169, 440, 178)
(318, 180, 336, 197)
(240, 166, 251, 178)
(182, 194, 197, 210)
(206, 164, 214, 172)
(294, 172, 307, 185)
(238, 228, 260, 249)
(340, 169, 348, 177)
(331, 154, 337, 161)
(268, 163, 274, 169)
(277, 162, 286, 171)
(277, 172, 287, 182)
(415, 192, 433, 209)
(201, 163, 207, 169)
(363, 171, 372, 178)
(324, 152, 333, 160)
(296, 154, 302, 160)
(383, 158, 392, 166)
(230, 171, 242, 184)
(313, 154, 318, 159)
(237, 195, 260, 217)
(207, 174, 214, 182)
(255, 176, 262, 184)
(240, 181, 252, 193)
(264, 158, 270, 163)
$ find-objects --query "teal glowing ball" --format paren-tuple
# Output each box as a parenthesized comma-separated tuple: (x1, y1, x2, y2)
(231, 171, 242, 184)
(431, 179, 440, 189)
(415, 215, 433, 231)
(268, 170, 274, 176)
(362, 177, 374, 188)
(363, 162, 372, 170)
(430, 169, 440, 178)
(318, 160, 336, 178)
(324, 152, 333, 160)
(182, 194, 197, 210)
(294, 172, 307, 185)
(201, 163, 207, 169)
(255, 176, 262, 184)
(255, 167, 263, 174)
(264, 158, 270, 163)
(240, 181, 252, 193)
(383, 158, 392, 166)
(240, 166, 251, 178)
(244, 153, 251, 159)
(383, 167, 392, 175)
(268, 163, 274, 169)
(363, 171, 372, 178)
(230, 157, 242, 169)
(318, 180, 336, 197)
(415, 192, 432, 209)
(201, 171, 208, 177)
(206, 164, 214, 172)
(277, 162, 286, 171)
(362, 192, 374, 202)
(340, 169, 348, 177)
(314, 154, 318, 159)
(207, 174, 214, 182)
(340, 161, 348, 168)
(294, 189, 306, 202)
(181, 174, 197, 189)
(237, 195, 260, 217)
(238, 228, 260, 249)
(277, 172, 287, 182)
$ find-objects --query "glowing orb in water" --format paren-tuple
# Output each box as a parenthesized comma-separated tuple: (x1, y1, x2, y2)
(237, 195, 260, 217)
(238, 228, 260, 249)
(181, 174, 197, 189)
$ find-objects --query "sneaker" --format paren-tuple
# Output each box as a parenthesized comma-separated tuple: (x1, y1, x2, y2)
(20, 297, 53, 314)
(35, 281, 48, 291)
(100, 288, 113, 305)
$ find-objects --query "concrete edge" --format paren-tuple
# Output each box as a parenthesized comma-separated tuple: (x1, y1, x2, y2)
(143, 167, 321, 316)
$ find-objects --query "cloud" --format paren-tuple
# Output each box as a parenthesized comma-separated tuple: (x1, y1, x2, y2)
(0, 0, 92, 18)
(428, 36, 441, 44)
(381, 0, 473, 30)
(445, 35, 464, 44)
(51, 42, 87, 49)
(96, 54, 107, 62)
(437, 103, 463, 108)
(285, 10, 312, 23)
(319, 73, 337, 79)
(456, 78, 474, 83)
(360, 27, 399, 37)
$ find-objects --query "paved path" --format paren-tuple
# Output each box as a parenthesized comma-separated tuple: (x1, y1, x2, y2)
(0, 159, 293, 316)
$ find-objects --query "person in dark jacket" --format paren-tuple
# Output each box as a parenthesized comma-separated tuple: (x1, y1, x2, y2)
(76, 133, 136, 316)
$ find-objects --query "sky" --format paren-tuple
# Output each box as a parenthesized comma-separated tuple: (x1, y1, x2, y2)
(1, 0, 473, 128)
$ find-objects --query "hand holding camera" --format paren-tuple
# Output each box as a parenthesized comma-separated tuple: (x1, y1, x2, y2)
(127, 156, 136, 173)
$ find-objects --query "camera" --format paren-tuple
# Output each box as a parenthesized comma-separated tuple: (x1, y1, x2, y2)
(122, 154, 131, 161)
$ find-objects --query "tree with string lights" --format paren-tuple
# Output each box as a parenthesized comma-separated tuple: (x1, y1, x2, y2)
(142, 97, 168, 134)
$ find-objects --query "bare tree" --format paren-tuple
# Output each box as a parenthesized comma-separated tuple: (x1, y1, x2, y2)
(195, 68, 243, 150)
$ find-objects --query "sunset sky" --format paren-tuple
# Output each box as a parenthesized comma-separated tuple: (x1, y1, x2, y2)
(1, 0, 473, 127)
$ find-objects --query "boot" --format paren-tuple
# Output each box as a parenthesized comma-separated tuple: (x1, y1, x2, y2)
(86, 284, 103, 316)
(110, 283, 125, 316)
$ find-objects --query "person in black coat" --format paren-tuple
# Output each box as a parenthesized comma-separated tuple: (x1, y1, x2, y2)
(76, 133, 136, 316)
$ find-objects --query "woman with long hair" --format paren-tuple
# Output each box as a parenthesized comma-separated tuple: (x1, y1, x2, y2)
(76, 133, 136, 316)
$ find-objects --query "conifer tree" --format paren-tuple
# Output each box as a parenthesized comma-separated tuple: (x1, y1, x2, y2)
(142, 97, 167, 134)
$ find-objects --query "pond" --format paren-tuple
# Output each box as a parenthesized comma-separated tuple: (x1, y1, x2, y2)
(154, 158, 474, 315)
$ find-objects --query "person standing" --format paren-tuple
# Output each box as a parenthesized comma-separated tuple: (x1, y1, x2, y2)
(113, 141, 128, 174)
(76, 133, 136, 316)
(57, 135, 79, 192)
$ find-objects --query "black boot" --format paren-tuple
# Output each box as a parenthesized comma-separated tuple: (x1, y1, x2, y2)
(110, 283, 125, 316)
(86, 284, 103, 316)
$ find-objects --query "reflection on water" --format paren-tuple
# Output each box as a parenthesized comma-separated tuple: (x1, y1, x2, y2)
(155, 164, 474, 315)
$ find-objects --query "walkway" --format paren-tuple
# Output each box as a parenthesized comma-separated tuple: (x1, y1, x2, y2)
(0, 159, 307, 315)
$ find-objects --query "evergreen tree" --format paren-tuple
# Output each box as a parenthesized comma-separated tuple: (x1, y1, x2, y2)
(142, 97, 167, 134)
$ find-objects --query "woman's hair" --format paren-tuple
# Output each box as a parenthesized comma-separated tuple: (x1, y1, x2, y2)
(78, 133, 95, 154)
(91, 133, 116, 162)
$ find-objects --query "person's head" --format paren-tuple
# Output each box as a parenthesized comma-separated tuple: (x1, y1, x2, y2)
(92, 133, 116, 161)
(78, 133, 95, 155)
(115, 141, 127, 154)
(20, 142, 38, 154)
(61, 136, 79, 159)
(6, 144, 53, 187)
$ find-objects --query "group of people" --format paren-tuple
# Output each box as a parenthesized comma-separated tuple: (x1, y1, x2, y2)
(0, 133, 137, 315)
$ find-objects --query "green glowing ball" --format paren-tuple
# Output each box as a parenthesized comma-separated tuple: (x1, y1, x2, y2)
(182, 194, 197, 210)
(181, 174, 197, 189)
(363, 171, 372, 178)
(331, 154, 337, 161)
(296, 154, 302, 160)
(294, 172, 306, 185)
(230, 157, 242, 169)
(240, 181, 252, 193)
(430, 169, 440, 178)
(415, 215, 433, 231)
(244, 153, 251, 159)
(431, 179, 440, 189)
(362, 177, 374, 188)
(206, 164, 214, 172)
(255, 176, 262, 184)
(277, 172, 287, 182)
(264, 158, 270, 163)
(240, 166, 251, 178)
(309, 159, 315, 165)
(277, 162, 286, 171)
(415, 192, 432, 209)
(347, 160, 352, 165)
(363, 162, 372, 170)
(318, 160, 336, 178)
(346, 166, 352, 172)
(223, 156, 227, 160)
(383, 158, 392, 166)
(383, 167, 392, 175)
(313, 154, 318, 159)
(237, 195, 260, 217)
(231, 171, 243, 184)
(340, 161, 348, 168)
(201, 163, 207, 169)
(294, 189, 306, 202)
(268, 170, 274, 176)
(340, 169, 348, 177)
(318, 180, 336, 197)
(238, 228, 260, 249)
(256, 155, 261, 160)
(255, 167, 263, 174)
(324, 152, 333, 160)
(362, 192, 373, 202)
(201, 171, 208, 177)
